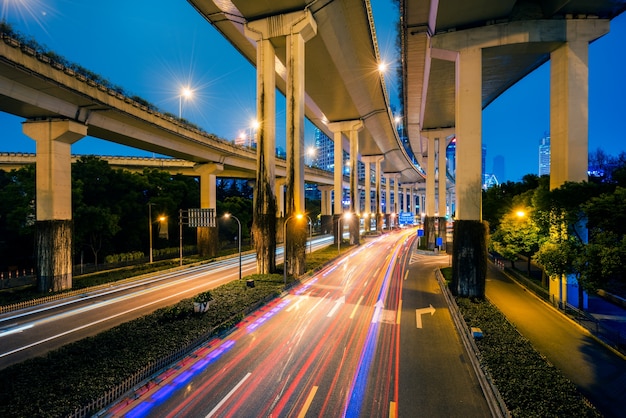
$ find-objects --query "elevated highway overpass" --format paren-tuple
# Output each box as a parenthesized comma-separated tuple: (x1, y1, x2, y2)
(1, 0, 624, 301)
(399, 0, 625, 300)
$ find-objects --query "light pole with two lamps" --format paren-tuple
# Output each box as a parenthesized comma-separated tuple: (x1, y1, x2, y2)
(283, 213, 303, 285)
(223, 213, 242, 281)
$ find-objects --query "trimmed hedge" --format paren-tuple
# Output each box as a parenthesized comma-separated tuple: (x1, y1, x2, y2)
(456, 297, 601, 417)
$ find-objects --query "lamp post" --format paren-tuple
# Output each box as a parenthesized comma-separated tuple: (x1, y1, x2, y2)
(306, 215, 312, 254)
(179, 86, 193, 118)
(148, 203, 155, 263)
(224, 213, 242, 281)
(283, 213, 303, 285)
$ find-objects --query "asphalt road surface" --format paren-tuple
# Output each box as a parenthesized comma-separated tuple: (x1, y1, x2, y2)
(0, 237, 332, 369)
(103, 230, 491, 417)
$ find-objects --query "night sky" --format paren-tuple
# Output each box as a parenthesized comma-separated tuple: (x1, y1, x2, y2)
(0, 0, 624, 183)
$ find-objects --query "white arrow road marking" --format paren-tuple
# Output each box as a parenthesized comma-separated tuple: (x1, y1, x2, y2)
(415, 304, 436, 328)
(372, 300, 385, 323)
(327, 296, 346, 317)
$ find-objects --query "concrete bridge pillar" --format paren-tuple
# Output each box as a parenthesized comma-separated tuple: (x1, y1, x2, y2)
(194, 163, 223, 258)
(364, 159, 372, 228)
(363, 155, 384, 232)
(387, 174, 400, 228)
(362, 156, 380, 232)
(284, 10, 317, 276)
(328, 120, 363, 245)
(275, 177, 286, 218)
(245, 9, 316, 274)
(23, 119, 87, 292)
(431, 18, 610, 298)
(549, 20, 609, 307)
(318, 185, 334, 235)
(245, 21, 278, 274)
(550, 20, 609, 190)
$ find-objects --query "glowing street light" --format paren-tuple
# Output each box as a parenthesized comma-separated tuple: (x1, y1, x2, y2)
(148, 203, 166, 263)
(283, 213, 303, 285)
(179, 86, 193, 118)
(224, 213, 242, 281)
(516, 210, 526, 218)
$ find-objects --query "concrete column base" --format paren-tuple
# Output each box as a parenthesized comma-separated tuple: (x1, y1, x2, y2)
(438, 217, 448, 251)
(349, 215, 360, 245)
(36, 220, 72, 292)
(451, 220, 487, 298)
(197, 226, 218, 258)
(424, 216, 436, 249)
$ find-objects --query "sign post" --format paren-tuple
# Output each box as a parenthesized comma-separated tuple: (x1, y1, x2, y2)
(179, 208, 216, 266)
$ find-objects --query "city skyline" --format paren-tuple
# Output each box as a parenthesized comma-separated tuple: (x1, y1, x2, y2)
(0, 0, 624, 183)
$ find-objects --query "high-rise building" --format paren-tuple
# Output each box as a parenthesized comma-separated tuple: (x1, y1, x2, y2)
(538, 135, 550, 176)
(313, 129, 334, 171)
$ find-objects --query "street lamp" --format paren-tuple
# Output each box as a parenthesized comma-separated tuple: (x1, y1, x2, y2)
(306, 215, 312, 254)
(224, 213, 242, 281)
(179, 86, 193, 118)
(338, 212, 352, 254)
(148, 203, 154, 263)
(283, 213, 303, 285)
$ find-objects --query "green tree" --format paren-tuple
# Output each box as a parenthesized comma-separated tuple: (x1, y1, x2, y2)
(0, 165, 36, 270)
(490, 204, 543, 274)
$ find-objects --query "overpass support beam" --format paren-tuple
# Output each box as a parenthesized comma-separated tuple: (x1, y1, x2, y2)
(246, 9, 316, 274)
(244, 22, 278, 274)
(363, 155, 384, 232)
(284, 10, 317, 277)
(23, 119, 86, 292)
(318, 185, 333, 235)
(550, 20, 609, 189)
(432, 18, 609, 297)
(452, 46, 486, 297)
(328, 120, 363, 245)
(363, 159, 372, 232)
(194, 163, 223, 258)
(549, 20, 609, 307)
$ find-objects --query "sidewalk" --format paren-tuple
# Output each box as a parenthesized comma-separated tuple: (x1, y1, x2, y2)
(487, 262, 626, 418)
(500, 256, 626, 356)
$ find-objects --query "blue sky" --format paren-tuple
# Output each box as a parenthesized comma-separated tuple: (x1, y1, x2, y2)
(0, 0, 624, 183)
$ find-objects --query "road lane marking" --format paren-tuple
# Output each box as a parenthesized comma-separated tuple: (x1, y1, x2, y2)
(403, 270, 409, 280)
(206, 372, 251, 418)
(297, 386, 318, 418)
(371, 300, 384, 323)
(390, 401, 397, 418)
(327, 296, 345, 317)
(396, 299, 402, 325)
(349, 296, 363, 319)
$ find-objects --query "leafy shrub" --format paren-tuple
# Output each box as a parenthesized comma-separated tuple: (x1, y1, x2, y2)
(456, 297, 601, 417)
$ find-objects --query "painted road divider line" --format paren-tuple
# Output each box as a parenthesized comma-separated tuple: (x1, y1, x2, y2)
(297, 386, 319, 418)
